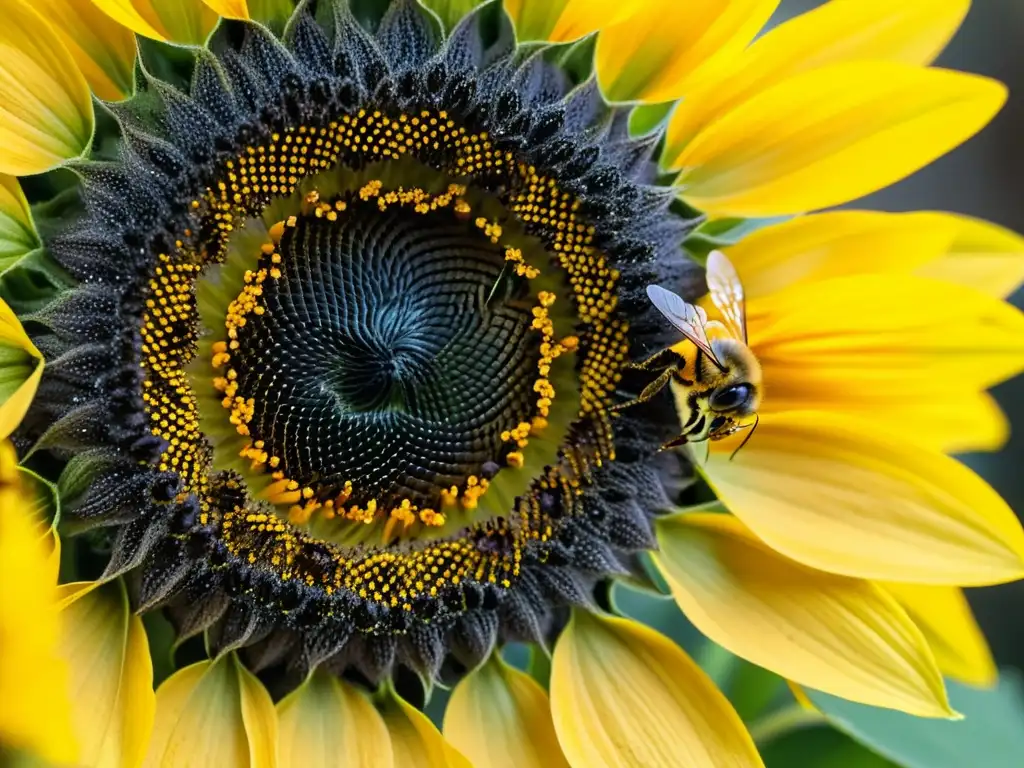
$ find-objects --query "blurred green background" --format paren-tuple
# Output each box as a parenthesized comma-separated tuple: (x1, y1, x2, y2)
(776, 0, 1024, 673)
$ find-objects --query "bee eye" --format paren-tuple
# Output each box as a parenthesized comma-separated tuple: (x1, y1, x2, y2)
(711, 383, 752, 411)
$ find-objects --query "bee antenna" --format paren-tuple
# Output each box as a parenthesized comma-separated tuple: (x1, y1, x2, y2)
(729, 413, 759, 461)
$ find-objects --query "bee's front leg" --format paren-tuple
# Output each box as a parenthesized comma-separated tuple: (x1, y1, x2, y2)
(612, 365, 676, 411)
(660, 433, 690, 450)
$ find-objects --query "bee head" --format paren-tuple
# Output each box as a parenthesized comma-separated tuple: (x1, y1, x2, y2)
(709, 383, 755, 414)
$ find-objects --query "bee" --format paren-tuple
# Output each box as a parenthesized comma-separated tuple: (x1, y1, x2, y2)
(618, 250, 762, 452)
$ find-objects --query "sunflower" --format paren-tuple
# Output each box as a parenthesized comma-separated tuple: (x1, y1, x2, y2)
(1, 0, 1023, 766)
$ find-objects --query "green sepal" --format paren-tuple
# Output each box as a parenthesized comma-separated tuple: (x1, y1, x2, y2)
(630, 102, 675, 137)
(683, 216, 792, 260)
(57, 449, 121, 516)
(252, 0, 300, 33)
(549, 33, 597, 84)
(419, 0, 483, 32)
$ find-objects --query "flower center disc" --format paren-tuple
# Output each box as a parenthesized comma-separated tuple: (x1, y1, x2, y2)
(228, 202, 538, 510)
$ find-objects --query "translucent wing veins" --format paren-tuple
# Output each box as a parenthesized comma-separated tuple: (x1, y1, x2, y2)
(646, 284, 726, 370)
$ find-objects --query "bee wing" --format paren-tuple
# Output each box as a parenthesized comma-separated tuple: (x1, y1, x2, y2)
(706, 250, 747, 343)
(646, 285, 725, 369)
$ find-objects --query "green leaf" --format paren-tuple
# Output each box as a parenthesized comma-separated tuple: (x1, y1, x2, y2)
(808, 674, 1024, 768)
(725, 657, 787, 724)
(761, 727, 899, 768)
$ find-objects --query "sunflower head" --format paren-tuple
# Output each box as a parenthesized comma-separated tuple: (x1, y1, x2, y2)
(19, 0, 701, 689)
(4, 0, 1024, 766)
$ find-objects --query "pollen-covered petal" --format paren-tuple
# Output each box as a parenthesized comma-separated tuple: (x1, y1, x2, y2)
(549, 611, 764, 768)
(0, 442, 76, 765)
(382, 690, 471, 768)
(699, 410, 1024, 586)
(723, 211, 959, 299)
(916, 214, 1024, 298)
(663, 0, 970, 163)
(749, 274, 1024, 407)
(596, 0, 780, 103)
(676, 62, 1007, 217)
(0, 0, 94, 175)
(653, 513, 953, 718)
(143, 654, 277, 768)
(881, 583, 997, 688)
(277, 670, 391, 768)
(444, 655, 568, 768)
(58, 579, 155, 768)
(201, 0, 249, 18)
(0, 298, 44, 441)
(47, 0, 137, 101)
(0, 175, 40, 273)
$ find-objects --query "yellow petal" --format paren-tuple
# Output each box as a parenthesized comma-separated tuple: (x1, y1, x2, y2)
(142, 0, 220, 45)
(723, 211, 959, 299)
(47, 0, 137, 101)
(0, 298, 43, 441)
(277, 669, 391, 768)
(663, 0, 970, 164)
(882, 583, 997, 688)
(0, 175, 40, 273)
(677, 62, 1007, 217)
(699, 410, 1024, 586)
(144, 654, 277, 768)
(744, 272, 1023, 452)
(0, 441, 77, 764)
(917, 213, 1024, 298)
(60, 579, 155, 768)
(444, 654, 568, 768)
(0, 0, 94, 175)
(503, 0, 634, 43)
(749, 274, 1024, 402)
(382, 689, 471, 768)
(89, 0, 219, 44)
(654, 513, 953, 717)
(596, 0, 780, 103)
(549, 610, 764, 767)
(548, 0, 638, 43)
(202, 0, 249, 18)
(502, 0, 562, 41)
(856, 391, 1009, 455)
(88, 0, 167, 39)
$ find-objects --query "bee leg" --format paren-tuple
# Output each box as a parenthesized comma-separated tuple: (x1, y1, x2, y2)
(626, 348, 677, 371)
(660, 433, 690, 451)
(611, 366, 676, 412)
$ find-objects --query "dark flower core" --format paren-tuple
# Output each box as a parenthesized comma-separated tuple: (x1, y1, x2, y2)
(24, 0, 696, 685)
